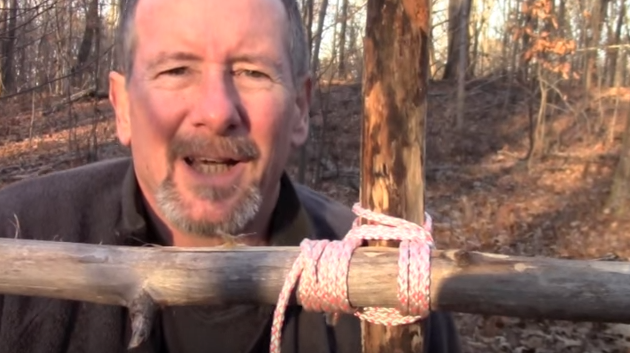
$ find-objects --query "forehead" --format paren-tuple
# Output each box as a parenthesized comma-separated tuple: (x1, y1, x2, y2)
(133, 0, 289, 63)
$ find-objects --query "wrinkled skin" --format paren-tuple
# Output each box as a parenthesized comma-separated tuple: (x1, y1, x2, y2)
(108, 0, 311, 246)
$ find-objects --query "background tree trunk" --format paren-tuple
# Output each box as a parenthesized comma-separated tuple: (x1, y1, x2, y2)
(1, 0, 19, 93)
(606, 108, 630, 217)
(455, 0, 470, 129)
(73, 0, 100, 87)
(442, 0, 471, 80)
(336, 0, 349, 79)
(606, 1, 624, 87)
(583, 0, 609, 91)
(310, 0, 329, 80)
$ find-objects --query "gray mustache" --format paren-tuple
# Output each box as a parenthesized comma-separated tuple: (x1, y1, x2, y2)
(167, 135, 260, 164)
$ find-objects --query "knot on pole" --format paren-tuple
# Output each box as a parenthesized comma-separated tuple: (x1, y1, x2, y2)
(269, 203, 434, 353)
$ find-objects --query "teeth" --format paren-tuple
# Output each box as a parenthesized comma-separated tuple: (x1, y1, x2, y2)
(199, 158, 221, 164)
(187, 159, 233, 174)
(196, 163, 231, 174)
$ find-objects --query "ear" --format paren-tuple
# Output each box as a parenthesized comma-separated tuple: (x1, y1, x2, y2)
(290, 75, 311, 148)
(109, 71, 132, 147)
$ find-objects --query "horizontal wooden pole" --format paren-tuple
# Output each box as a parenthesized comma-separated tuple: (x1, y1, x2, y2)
(1, 237, 630, 325)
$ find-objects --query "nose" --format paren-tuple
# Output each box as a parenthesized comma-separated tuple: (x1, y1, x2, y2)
(190, 70, 243, 135)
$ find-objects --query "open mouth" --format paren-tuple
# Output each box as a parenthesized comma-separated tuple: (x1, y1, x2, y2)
(183, 156, 240, 174)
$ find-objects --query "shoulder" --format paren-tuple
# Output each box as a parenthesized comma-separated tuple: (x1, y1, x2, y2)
(0, 157, 131, 242)
(293, 182, 357, 241)
(0, 157, 130, 208)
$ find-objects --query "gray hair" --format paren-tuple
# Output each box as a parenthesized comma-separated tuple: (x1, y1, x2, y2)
(115, 0, 310, 86)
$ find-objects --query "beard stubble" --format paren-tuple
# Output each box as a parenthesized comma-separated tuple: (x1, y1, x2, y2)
(154, 134, 263, 237)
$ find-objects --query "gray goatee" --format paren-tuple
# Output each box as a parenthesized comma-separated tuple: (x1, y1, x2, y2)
(155, 134, 262, 237)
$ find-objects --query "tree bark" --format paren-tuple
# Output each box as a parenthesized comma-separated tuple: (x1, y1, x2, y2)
(360, 0, 431, 351)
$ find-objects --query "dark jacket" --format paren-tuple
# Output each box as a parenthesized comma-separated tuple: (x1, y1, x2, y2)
(0, 157, 461, 353)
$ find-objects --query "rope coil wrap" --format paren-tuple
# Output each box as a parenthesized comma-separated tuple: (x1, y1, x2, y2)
(269, 203, 435, 353)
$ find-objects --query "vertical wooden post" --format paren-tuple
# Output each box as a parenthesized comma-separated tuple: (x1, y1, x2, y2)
(359, 0, 431, 352)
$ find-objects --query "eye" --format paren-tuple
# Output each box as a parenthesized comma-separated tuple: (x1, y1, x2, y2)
(233, 69, 269, 80)
(161, 67, 189, 76)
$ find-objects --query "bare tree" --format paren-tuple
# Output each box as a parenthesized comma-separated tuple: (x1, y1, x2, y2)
(442, 0, 472, 80)
(73, 0, 100, 86)
(455, 0, 470, 129)
(310, 0, 329, 79)
(1, 0, 19, 94)
(605, 0, 625, 87)
(336, 0, 349, 79)
(583, 0, 609, 91)
(606, 108, 630, 217)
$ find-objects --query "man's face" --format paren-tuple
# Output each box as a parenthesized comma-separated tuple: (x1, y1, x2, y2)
(109, 0, 310, 237)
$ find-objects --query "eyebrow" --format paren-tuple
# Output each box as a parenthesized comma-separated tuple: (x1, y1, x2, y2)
(144, 51, 285, 75)
(146, 51, 203, 72)
(229, 54, 284, 72)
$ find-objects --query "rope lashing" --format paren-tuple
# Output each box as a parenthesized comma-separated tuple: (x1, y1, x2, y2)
(269, 203, 435, 353)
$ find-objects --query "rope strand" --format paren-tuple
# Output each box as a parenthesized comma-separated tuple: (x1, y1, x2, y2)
(269, 203, 434, 353)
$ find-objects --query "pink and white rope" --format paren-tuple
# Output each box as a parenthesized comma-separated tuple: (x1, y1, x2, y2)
(269, 203, 435, 353)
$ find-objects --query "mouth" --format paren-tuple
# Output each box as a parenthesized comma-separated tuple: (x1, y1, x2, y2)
(183, 156, 241, 174)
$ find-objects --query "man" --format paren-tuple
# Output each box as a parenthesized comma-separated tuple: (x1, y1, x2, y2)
(0, 0, 461, 352)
